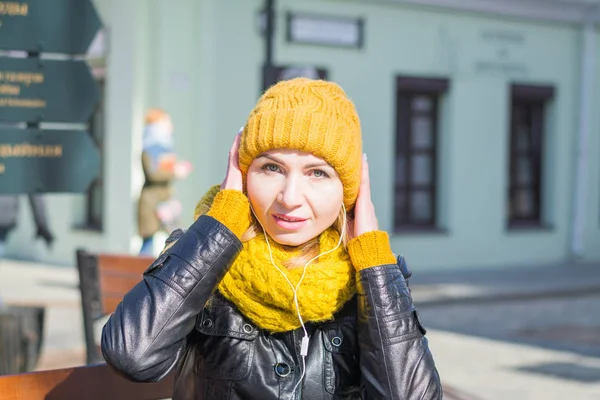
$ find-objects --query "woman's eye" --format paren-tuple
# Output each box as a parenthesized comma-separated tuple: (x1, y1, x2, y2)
(312, 169, 329, 178)
(263, 163, 280, 173)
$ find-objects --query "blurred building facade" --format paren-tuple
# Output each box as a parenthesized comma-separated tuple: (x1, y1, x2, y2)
(4, 0, 600, 270)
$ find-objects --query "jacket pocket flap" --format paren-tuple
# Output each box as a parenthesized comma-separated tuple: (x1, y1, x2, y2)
(196, 302, 258, 341)
(322, 326, 355, 353)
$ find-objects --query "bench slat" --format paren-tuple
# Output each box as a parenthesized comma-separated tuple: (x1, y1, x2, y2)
(97, 255, 154, 275)
(0, 364, 174, 400)
(99, 274, 143, 298)
(96, 254, 155, 315)
(101, 296, 125, 315)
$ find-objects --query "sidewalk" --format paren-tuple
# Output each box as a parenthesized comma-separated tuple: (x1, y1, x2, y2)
(409, 260, 600, 400)
(0, 259, 85, 370)
(409, 260, 600, 306)
(429, 330, 600, 400)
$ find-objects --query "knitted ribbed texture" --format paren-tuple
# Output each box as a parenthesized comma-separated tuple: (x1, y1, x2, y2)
(218, 229, 356, 332)
(347, 230, 397, 271)
(205, 189, 252, 239)
(239, 78, 363, 210)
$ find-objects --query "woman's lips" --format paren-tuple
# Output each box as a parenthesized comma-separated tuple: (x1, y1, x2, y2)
(272, 214, 308, 230)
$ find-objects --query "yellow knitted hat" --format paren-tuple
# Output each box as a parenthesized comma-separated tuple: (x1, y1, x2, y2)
(239, 78, 363, 210)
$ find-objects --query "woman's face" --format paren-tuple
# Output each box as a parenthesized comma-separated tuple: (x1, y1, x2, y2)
(246, 149, 344, 246)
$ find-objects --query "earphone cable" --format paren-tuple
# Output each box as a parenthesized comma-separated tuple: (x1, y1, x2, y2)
(250, 203, 347, 395)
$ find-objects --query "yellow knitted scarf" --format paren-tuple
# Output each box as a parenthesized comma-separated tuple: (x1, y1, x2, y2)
(219, 230, 356, 333)
(195, 187, 356, 333)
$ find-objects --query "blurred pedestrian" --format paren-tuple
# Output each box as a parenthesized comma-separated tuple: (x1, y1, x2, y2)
(137, 108, 192, 256)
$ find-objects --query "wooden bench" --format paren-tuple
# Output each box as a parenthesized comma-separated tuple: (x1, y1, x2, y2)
(0, 363, 174, 400)
(76, 249, 155, 364)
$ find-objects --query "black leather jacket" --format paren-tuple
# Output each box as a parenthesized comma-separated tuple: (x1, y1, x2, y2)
(101, 215, 442, 399)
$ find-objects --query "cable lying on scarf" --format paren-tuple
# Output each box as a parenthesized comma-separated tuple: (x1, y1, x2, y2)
(251, 203, 347, 395)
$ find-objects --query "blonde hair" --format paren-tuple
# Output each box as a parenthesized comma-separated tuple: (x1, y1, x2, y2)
(241, 207, 351, 269)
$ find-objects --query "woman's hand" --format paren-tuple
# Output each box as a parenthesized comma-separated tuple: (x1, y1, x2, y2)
(349, 154, 379, 239)
(220, 130, 244, 191)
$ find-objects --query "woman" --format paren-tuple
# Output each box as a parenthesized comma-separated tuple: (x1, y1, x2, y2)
(138, 108, 192, 255)
(102, 78, 442, 399)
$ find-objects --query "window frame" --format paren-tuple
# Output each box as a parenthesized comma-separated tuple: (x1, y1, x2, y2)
(507, 83, 554, 228)
(394, 76, 449, 232)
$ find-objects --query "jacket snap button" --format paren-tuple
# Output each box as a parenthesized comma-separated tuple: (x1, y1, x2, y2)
(243, 324, 253, 333)
(274, 363, 291, 377)
(202, 319, 213, 328)
(331, 336, 342, 347)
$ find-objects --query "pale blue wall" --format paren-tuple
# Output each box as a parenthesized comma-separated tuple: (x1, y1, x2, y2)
(583, 37, 600, 261)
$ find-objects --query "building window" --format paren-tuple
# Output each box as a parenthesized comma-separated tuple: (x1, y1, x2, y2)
(394, 77, 449, 231)
(508, 84, 554, 227)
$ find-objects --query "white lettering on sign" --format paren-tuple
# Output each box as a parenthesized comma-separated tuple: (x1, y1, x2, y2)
(0, 2, 28, 16)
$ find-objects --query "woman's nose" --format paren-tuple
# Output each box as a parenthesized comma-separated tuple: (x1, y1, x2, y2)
(278, 177, 303, 208)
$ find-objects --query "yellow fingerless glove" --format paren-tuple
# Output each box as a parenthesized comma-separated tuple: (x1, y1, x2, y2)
(347, 230, 397, 271)
(206, 190, 252, 239)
